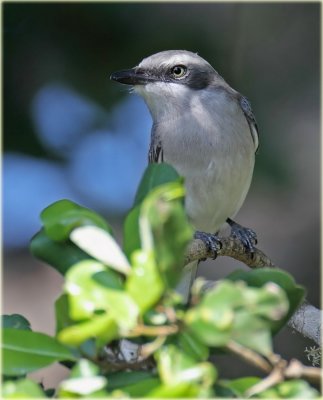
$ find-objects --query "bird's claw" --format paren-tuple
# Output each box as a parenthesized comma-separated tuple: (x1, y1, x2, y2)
(194, 231, 222, 259)
(229, 222, 257, 253)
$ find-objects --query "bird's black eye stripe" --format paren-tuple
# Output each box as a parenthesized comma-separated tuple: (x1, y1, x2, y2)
(170, 65, 187, 79)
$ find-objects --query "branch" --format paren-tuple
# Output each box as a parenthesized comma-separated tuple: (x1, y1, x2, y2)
(226, 341, 321, 397)
(185, 237, 322, 346)
(185, 237, 275, 268)
(287, 300, 322, 346)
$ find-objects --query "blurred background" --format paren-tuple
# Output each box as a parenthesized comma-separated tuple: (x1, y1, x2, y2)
(3, 2, 320, 389)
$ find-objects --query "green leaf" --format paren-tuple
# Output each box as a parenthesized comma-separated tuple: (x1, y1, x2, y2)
(219, 376, 261, 397)
(185, 281, 236, 347)
(140, 182, 193, 288)
(107, 370, 157, 389)
(185, 280, 288, 354)
(175, 330, 209, 361)
(226, 268, 305, 333)
(65, 260, 138, 331)
(134, 163, 181, 207)
(155, 344, 217, 388)
(40, 199, 111, 241)
(58, 313, 118, 347)
(2, 328, 76, 376)
(70, 358, 99, 378)
(2, 314, 31, 331)
(123, 205, 141, 259)
(58, 359, 108, 397)
(2, 378, 46, 398)
(257, 379, 319, 398)
(231, 311, 273, 356)
(107, 371, 160, 397)
(30, 229, 92, 275)
(147, 382, 200, 398)
(70, 226, 131, 275)
(92, 270, 124, 291)
(125, 249, 165, 313)
(55, 294, 73, 334)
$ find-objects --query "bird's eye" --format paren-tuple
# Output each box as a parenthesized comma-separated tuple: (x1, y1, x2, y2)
(170, 65, 187, 79)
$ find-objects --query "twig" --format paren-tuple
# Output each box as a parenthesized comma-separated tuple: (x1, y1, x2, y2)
(287, 300, 322, 346)
(185, 237, 276, 268)
(245, 366, 284, 397)
(129, 323, 179, 337)
(226, 340, 272, 373)
(226, 341, 321, 397)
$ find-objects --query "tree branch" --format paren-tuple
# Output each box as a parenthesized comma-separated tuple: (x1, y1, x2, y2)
(226, 341, 321, 397)
(185, 237, 322, 346)
(185, 237, 275, 268)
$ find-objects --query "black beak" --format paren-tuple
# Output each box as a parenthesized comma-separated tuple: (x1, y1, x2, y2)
(110, 68, 155, 85)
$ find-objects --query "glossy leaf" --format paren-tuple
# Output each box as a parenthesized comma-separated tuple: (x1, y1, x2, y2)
(185, 280, 288, 354)
(155, 344, 217, 388)
(227, 268, 305, 333)
(257, 379, 319, 398)
(55, 294, 73, 334)
(231, 311, 273, 356)
(2, 314, 31, 331)
(3, 328, 76, 376)
(219, 376, 261, 397)
(92, 269, 124, 291)
(58, 313, 118, 347)
(107, 370, 157, 389)
(123, 205, 141, 259)
(70, 226, 131, 275)
(126, 249, 164, 313)
(40, 199, 111, 241)
(2, 378, 46, 398)
(175, 330, 209, 361)
(65, 260, 138, 331)
(147, 382, 200, 398)
(58, 359, 108, 397)
(107, 371, 161, 397)
(134, 163, 181, 207)
(30, 229, 92, 275)
(140, 182, 193, 288)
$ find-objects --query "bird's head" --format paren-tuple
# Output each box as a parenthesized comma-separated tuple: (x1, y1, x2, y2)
(110, 50, 224, 119)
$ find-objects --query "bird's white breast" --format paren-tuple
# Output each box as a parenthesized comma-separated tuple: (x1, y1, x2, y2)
(139, 84, 255, 233)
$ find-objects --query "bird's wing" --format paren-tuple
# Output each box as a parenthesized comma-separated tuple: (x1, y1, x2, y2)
(148, 124, 164, 163)
(239, 96, 259, 153)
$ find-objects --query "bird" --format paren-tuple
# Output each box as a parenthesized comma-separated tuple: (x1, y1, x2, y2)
(110, 50, 258, 295)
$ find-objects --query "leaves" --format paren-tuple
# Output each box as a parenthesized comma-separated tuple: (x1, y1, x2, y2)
(41, 199, 112, 241)
(185, 280, 289, 355)
(2, 314, 31, 331)
(30, 229, 93, 275)
(14, 163, 319, 398)
(133, 163, 181, 206)
(70, 226, 131, 275)
(2, 328, 76, 376)
(57, 260, 138, 346)
(125, 249, 164, 313)
(107, 371, 160, 397)
(152, 344, 216, 397)
(217, 376, 261, 397)
(256, 379, 319, 398)
(226, 268, 305, 333)
(64, 260, 138, 326)
(139, 181, 193, 288)
(2, 378, 46, 398)
(58, 359, 108, 397)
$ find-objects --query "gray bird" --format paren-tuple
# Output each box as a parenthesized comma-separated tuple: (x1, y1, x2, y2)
(111, 50, 258, 295)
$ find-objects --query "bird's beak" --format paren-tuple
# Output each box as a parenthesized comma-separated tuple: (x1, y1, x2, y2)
(110, 68, 155, 85)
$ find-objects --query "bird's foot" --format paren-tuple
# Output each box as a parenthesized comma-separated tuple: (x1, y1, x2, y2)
(194, 231, 222, 260)
(227, 218, 257, 253)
